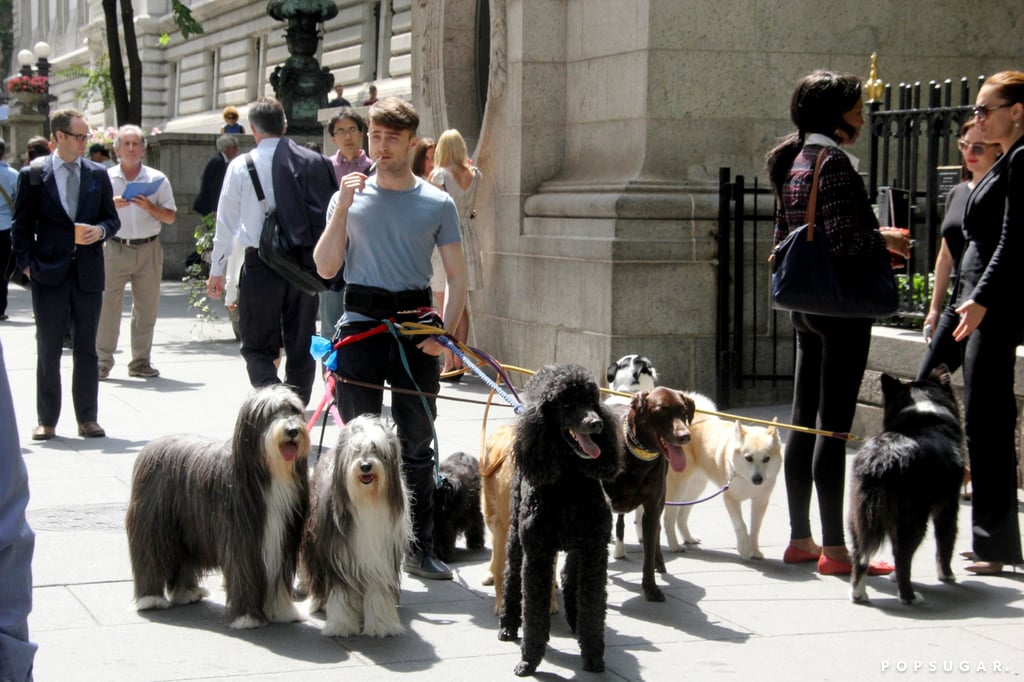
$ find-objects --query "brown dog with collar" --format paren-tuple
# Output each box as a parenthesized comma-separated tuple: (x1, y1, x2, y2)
(603, 387, 694, 601)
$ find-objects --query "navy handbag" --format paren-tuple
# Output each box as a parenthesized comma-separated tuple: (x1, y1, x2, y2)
(770, 149, 898, 319)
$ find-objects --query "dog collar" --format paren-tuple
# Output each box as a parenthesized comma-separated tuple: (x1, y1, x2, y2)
(623, 416, 660, 462)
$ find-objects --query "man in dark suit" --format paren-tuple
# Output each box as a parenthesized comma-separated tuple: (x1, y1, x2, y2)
(205, 97, 337, 405)
(12, 109, 120, 440)
(192, 134, 238, 216)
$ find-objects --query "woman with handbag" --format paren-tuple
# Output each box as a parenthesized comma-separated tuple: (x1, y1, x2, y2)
(766, 70, 911, 575)
(951, 71, 1024, 575)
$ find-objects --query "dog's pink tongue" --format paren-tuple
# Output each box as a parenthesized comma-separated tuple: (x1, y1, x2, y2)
(573, 431, 602, 459)
(659, 437, 687, 472)
(279, 442, 299, 462)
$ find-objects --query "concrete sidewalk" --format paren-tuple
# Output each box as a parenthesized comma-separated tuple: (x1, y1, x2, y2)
(2, 283, 1023, 681)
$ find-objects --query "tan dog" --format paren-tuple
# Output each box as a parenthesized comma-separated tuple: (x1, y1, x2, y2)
(480, 424, 558, 614)
(663, 393, 782, 560)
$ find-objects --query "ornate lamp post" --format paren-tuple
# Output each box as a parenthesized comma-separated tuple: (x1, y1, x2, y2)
(267, 0, 338, 136)
(15, 41, 53, 138)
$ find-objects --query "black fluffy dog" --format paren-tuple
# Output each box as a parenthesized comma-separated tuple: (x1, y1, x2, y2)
(849, 365, 964, 605)
(498, 364, 623, 677)
(432, 451, 486, 562)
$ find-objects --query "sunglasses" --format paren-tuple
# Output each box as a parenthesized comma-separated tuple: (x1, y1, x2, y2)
(972, 103, 1010, 121)
(958, 140, 998, 156)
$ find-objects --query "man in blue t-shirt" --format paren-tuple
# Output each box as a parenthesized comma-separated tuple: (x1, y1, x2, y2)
(314, 97, 467, 580)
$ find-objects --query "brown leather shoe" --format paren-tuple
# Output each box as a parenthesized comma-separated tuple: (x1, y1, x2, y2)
(32, 425, 55, 441)
(78, 421, 106, 438)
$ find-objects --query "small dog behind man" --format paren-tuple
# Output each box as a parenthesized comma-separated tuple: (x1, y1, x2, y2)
(433, 451, 486, 563)
(849, 366, 964, 605)
(125, 385, 310, 629)
(303, 415, 411, 637)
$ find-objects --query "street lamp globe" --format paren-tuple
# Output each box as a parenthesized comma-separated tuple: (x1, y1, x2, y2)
(17, 49, 34, 67)
(32, 42, 52, 60)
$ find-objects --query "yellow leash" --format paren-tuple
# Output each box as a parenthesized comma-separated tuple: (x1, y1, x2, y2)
(393, 326, 862, 443)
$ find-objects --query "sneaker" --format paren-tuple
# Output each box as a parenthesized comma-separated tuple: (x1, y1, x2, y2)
(99, 366, 111, 381)
(404, 551, 453, 580)
(128, 363, 160, 378)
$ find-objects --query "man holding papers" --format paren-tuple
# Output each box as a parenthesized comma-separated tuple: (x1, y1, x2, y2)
(97, 125, 176, 380)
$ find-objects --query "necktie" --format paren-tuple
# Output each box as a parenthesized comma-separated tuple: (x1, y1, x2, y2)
(65, 161, 79, 218)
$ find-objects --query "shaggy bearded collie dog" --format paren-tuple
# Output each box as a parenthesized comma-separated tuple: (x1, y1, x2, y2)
(302, 415, 411, 637)
(125, 385, 311, 629)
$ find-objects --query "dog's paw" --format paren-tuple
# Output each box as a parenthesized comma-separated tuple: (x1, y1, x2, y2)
(230, 614, 268, 630)
(266, 599, 302, 623)
(498, 627, 518, 642)
(938, 571, 956, 583)
(900, 591, 924, 605)
(169, 585, 209, 605)
(666, 541, 685, 553)
(642, 583, 666, 602)
(513, 660, 538, 677)
(322, 619, 361, 637)
(307, 596, 324, 614)
(482, 572, 495, 586)
(582, 656, 606, 673)
(363, 618, 405, 638)
(135, 595, 171, 611)
(850, 584, 869, 603)
(613, 540, 626, 559)
(684, 536, 702, 545)
(749, 549, 765, 560)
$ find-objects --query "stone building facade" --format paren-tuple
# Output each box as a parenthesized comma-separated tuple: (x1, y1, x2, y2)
(10, 0, 1022, 398)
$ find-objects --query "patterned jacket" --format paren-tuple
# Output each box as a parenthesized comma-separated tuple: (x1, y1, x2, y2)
(774, 144, 887, 259)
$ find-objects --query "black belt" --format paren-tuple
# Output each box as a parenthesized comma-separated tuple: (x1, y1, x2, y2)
(111, 235, 158, 246)
(343, 284, 431, 319)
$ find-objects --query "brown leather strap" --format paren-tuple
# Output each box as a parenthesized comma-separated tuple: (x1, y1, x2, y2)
(804, 147, 830, 241)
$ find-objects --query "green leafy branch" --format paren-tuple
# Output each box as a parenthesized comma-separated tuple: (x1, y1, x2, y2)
(159, 1, 205, 45)
(56, 54, 113, 108)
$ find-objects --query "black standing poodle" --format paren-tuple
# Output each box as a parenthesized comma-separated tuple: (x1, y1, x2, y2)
(498, 364, 623, 676)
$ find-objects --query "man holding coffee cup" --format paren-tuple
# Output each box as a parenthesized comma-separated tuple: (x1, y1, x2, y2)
(11, 108, 120, 441)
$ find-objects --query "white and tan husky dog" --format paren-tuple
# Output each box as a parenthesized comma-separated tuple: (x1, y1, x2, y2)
(663, 393, 782, 560)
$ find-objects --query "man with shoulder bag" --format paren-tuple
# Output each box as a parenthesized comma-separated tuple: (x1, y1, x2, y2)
(206, 97, 338, 405)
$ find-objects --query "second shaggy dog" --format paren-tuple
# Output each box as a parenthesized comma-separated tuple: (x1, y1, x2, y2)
(303, 415, 411, 637)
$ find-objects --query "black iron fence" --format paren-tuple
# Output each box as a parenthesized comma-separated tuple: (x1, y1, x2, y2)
(866, 78, 982, 322)
(714, 75, 983, 407)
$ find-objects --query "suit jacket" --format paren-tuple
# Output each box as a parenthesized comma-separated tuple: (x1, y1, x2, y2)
(957, 135, 1024, 315)
(271, 138, 338, 271)
(192, 152, 228, 215)
(11, 156, 120, 292)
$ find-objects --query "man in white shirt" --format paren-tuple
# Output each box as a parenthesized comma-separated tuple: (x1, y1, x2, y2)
(96, 125, 177, 380)
(205, 97, 336, 405)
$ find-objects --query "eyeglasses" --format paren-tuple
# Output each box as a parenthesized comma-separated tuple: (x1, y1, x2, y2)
(225, 115, 238, 120)
(58, 130, 89, 142)
(958, 140, 999, 155)
(333, 127, 361, 137)
(972, 103, 1010, 121)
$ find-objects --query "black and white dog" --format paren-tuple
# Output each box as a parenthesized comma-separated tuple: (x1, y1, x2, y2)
(605, 354, 658, 404)
(126, 385, 310, 629)
(849, 365, 964, 605)
(303, 415, 411, 637)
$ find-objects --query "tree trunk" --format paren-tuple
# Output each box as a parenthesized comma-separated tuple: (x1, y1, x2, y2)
(101, 0, 128, 125)
(120, 0, 142, 124)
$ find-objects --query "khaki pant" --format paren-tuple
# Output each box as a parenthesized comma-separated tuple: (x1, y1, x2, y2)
(96, 238, 163, 371)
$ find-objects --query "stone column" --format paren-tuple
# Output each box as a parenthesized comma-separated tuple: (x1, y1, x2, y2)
(465, 0, 722, 389)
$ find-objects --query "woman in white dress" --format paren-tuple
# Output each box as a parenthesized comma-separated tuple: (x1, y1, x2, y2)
(429, 129, 482, 380)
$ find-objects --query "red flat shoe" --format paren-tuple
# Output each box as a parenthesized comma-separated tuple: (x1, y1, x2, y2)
(783, 546, 821, 564)
(818, 555, 894, 576)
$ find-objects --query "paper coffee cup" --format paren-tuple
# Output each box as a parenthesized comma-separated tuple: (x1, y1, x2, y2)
(74, 224, 89, 245)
